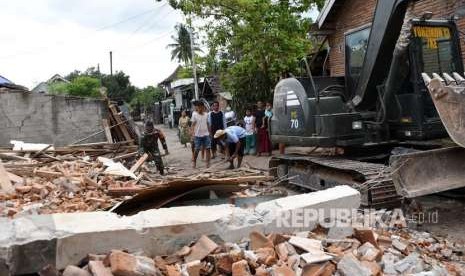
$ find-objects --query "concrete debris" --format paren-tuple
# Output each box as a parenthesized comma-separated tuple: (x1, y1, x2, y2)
(337, 254, 372, 276)
(8, 224, 462, 275)
(288, 236, 323, 253)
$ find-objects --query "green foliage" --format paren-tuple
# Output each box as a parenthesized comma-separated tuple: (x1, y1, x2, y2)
(49, 76, 101, 98)
(130, 86, 165, 109)
(64, 68, 136, 102)
(167, 23, 193, 65)
(168, 0, 321, 113)
(101, 71, 136, 102)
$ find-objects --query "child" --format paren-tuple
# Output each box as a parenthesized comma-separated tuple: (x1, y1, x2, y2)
(243, 108, 256, 155)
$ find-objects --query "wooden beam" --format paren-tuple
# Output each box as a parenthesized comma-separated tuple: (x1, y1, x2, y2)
(102, 119, 113, 143)
(112, 152, 138, 161)
(0, 161, 14, 194)
(109, 105, 133, 143)
(130, 153, 149, 173)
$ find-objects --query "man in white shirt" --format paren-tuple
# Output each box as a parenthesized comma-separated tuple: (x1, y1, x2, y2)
(214, 125, 247, 169)
(191, 101, 211, 168)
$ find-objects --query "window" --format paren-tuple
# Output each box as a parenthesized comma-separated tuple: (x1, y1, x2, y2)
(413, 26, 457, 74)
(345, 27, 371, 94)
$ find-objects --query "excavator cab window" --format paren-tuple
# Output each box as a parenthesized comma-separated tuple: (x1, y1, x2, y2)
(345, 26, 371, 97)
(411, 24, 462, 75)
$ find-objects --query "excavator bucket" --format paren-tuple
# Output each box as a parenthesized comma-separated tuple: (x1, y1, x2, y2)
(391, 147, 465, 198)
(391, 73, 465, 198)
(422, 73, 465, 147)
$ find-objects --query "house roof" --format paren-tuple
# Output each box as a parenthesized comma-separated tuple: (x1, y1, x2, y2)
(159, 65, 183, 85)
(31, 73, 69, 93)
(315, 0, 343, 29)
(0, 75, 13, 85)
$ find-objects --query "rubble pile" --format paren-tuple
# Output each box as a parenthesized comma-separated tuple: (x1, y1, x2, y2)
(44, 226, 464, 276)
(0, 142, 145, 217)
(0, 141, 276, 217)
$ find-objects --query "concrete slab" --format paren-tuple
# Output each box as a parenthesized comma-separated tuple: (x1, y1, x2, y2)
(0, 186, 360, 274)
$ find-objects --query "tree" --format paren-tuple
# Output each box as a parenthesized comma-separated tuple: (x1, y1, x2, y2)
(168, 0, 323, 114)
(63, 68, 136, 102)
(49, 76, 101, 98)
(167, 23, 194, 65)
(130, 86, 165, 109)
(101, 71, 136, 102)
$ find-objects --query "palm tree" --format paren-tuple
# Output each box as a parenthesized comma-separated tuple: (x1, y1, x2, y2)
(167, 23, 197, 66)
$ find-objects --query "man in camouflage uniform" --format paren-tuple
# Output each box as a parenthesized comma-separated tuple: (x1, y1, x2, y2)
(140, 121, 169, 175)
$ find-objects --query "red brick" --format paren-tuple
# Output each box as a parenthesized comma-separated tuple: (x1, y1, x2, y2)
(232, 260, 252, 276)
(88, 261, 113, 276)
(184, 235, 219, 263)
(250, 231, 274, 250)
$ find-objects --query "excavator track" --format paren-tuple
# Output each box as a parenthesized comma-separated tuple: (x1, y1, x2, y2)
(270, 155, 402, 208)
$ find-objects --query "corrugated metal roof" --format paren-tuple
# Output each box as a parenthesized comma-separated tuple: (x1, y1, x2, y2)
(0, 75, 13, 85)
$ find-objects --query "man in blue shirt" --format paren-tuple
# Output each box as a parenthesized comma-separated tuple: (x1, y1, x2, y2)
(214, 126, 246, 169)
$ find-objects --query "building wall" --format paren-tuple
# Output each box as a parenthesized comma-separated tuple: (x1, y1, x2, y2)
(326, 0, 465, 76)
(0, 91, 108, 146)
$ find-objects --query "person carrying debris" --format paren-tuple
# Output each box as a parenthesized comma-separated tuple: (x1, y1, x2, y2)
(214, 125, 247, 169)
(140, 121, 169, 175)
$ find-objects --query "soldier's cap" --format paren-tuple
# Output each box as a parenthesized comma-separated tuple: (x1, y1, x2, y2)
(214, 129, 226, 139)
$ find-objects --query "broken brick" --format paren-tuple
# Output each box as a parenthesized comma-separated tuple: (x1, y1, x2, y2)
(301, 262, 336, 276)
(185, 261, 205, 276)
(275, 243, 289, 261)
(88, 261, 113, 276)
(377, 235, 392, 249)
(208, 251, 243, 275)
(267, 233, 289, 246)
(270, 265, 295, 276)
(232, 260, 252, 276)
(250, 231, 274, 250)
(354, 228, 378, 248)
(184, 235, 219, 263)
(255, 265, 270, 276)
(15, 185, 32, 194)
(165, 265, 181, 276)
(109, 250, 158, 276)
(255, 247, 277, 265)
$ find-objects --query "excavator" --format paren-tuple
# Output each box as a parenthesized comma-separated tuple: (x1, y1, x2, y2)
(269, 0, 465, 207)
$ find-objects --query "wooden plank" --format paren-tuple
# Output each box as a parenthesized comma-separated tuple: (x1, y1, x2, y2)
(109, 105, 133, 142)
(130, 153, 149, 173)
(107, 186, 143, 196)
(0, 161, 14, 194)
(112, 152, 138, 161)
(0, 153, 31, 161)
(102, 119, 113, 143)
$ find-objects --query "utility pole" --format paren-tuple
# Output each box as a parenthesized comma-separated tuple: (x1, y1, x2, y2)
(189, 28, 199, 100)
(109, 51, 113, 76)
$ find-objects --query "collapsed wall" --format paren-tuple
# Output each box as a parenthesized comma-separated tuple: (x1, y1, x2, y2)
(0, 90, 108, 146)
(0, 186, 361, 275)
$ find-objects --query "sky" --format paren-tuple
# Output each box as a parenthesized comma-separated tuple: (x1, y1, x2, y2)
(0, 0, 184, 89)
(0, 1, 319, 90)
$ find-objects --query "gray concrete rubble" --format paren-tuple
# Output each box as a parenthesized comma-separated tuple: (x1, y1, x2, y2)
(0, 185, 361, 275)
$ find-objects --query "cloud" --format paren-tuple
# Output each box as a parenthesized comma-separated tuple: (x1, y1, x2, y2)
(0, 0, 183, 89)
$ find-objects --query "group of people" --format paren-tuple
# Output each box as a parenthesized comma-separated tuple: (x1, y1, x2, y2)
(178, 100, 273, 170)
